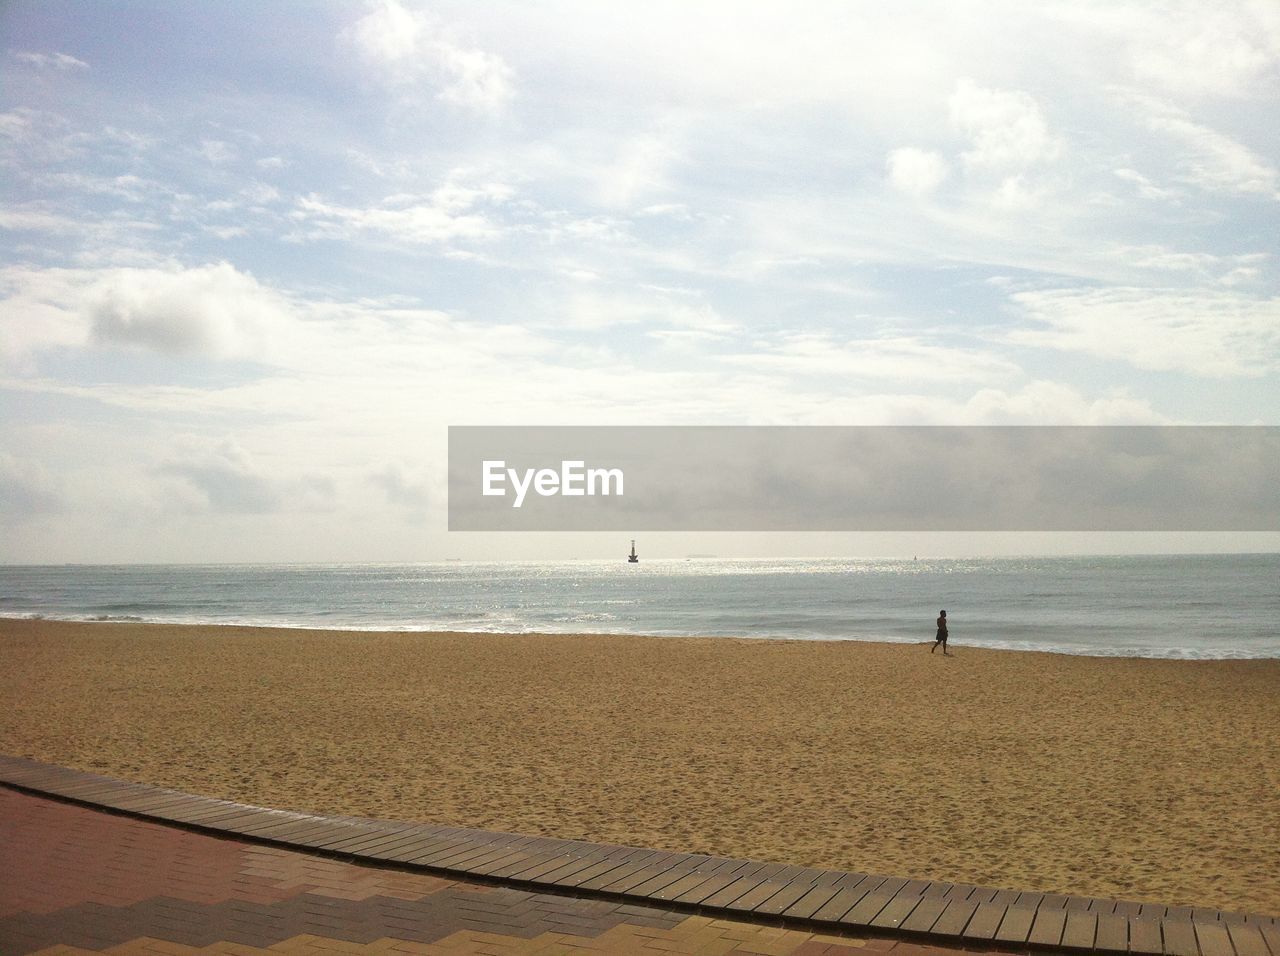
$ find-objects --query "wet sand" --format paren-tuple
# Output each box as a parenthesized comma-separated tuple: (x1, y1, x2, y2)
(1, 618, 1277, 915)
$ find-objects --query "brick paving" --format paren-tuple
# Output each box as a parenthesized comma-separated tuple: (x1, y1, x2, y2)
(0, 788, 1008, 955)
(5, 756, 1277, 956)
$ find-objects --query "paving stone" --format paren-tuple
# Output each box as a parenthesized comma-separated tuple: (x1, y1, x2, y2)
(0, 764, 1105, 956)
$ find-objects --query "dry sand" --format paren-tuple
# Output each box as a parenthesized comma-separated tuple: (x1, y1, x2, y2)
(1, 618, 1277, 915)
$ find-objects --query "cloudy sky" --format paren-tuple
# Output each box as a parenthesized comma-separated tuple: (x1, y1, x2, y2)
(2, 0, 1278, 562)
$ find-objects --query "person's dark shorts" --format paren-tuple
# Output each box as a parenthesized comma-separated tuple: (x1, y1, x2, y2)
(935, 630, 947, 642)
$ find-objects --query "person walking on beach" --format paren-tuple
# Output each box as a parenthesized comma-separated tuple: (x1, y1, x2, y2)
(931, 610, 949, 655)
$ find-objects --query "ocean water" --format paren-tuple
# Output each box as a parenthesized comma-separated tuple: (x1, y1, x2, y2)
(0, 554, 1276, 660)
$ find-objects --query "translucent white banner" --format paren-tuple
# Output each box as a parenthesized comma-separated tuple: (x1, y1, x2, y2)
(448, 426, 1280, 531)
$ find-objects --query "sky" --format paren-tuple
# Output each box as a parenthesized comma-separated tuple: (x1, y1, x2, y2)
(1, 0, 1278, 562)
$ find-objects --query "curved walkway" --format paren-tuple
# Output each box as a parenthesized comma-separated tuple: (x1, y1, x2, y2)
(1, 756, 1275, 956)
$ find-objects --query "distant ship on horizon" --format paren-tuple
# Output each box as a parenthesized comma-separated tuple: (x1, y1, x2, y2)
(628, 539, 639, 563)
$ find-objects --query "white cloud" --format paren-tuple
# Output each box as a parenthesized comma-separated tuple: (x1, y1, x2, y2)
(538, 213, 633, 247)
(1124, 93, 1279, 199)
(637, 203, 694, 220)
(723, 333, 1021, 384)
(239, 181, 280, 206)
(0, 204, 82, 234)
(646, 328, 725, 350)
(1008, 286, 1280, 377)
(0, 265, 93, 367)
(949, 78, 1059, 172)
(20, 262, 290, 360)
(369, 462, 432, 513)
(555, 289, 735, 334)
(350, 0, 425, 61)
(204, 225, 249, 240)
(198, 139, 237, 165)
(1125, 4, 1276, 98)
(39, 171, 164, 202)
(159, 439, 334, 514)
(0, 452, 62, 515)
(1108, 246, 1267, 282)
(960, 381, 1164, 425)
(159, 441, 284, 513)
(291, 190, 500, 245)
(886, 147, 949, 197)
(0, 107, 86, 167)
(349, 0, 513, 112)
(1220, 265, 1262, 287)
(425, 180, 514, 211)
(989, 173, 1048, 210)
(767, 380, 1161, 426)
(0, 109, 35, 140)
(1131, 24, 1269, 98)
(1043, 2, 1280, 98)
(84, 263, 290, 359)
(1113, 167, 1180, 202)
(13, 50, 89, 71)
(0, 211, 170, 273)
(432, 43, 513, 111)
(599, 133, 682, 208)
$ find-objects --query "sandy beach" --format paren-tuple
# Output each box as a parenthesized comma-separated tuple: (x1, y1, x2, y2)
(1, 618, 1276, 915)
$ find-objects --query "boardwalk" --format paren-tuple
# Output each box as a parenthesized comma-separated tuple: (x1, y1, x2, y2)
(1, 756, 1276, 955)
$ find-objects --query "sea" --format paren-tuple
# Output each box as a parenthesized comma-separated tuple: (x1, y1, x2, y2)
(1, 554, 1277, 660)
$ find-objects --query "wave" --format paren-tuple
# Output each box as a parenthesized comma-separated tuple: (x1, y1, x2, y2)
(1, 611, 147, 624)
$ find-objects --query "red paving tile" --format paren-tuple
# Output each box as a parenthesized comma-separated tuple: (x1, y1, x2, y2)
(0, 788, 1010, 955)
(5, 756, 1275, 956)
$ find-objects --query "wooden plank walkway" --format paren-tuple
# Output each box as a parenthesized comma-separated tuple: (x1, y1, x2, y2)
(1, 755, 1275, 955)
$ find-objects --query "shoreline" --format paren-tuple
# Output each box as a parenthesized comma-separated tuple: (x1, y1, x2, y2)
(1, 614, 1273, 661)
(2, 618, 1278, 915)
